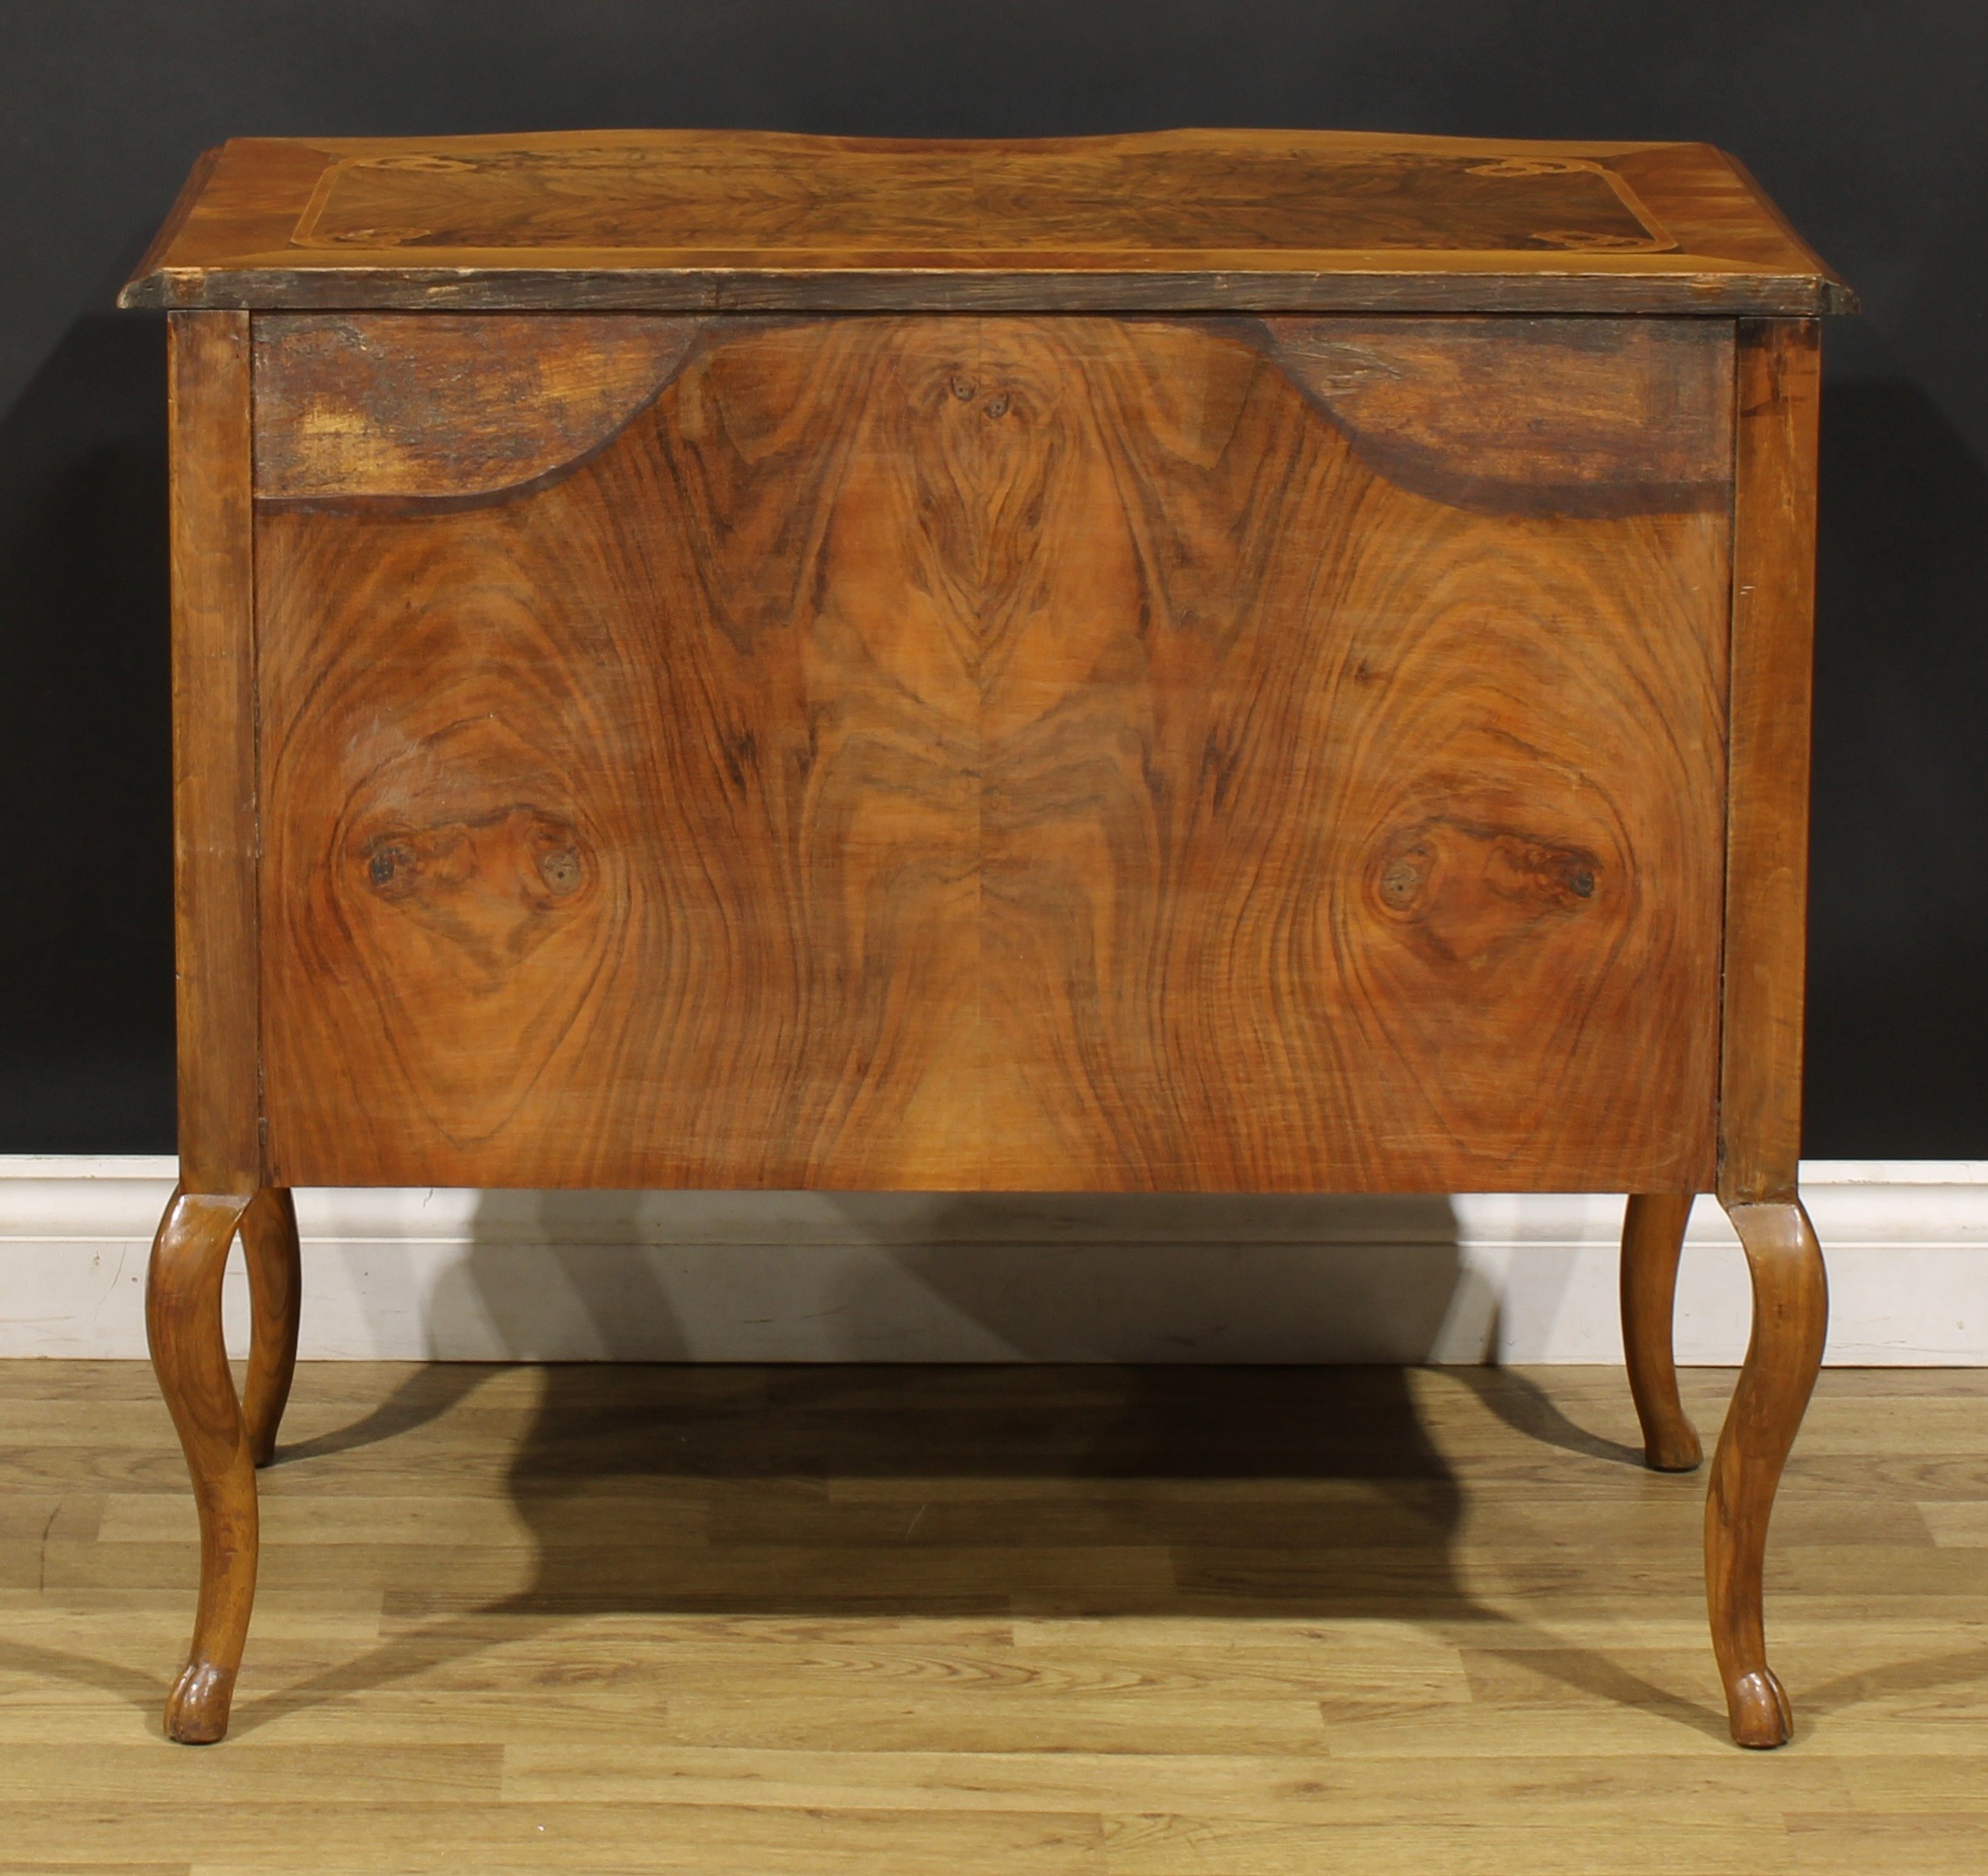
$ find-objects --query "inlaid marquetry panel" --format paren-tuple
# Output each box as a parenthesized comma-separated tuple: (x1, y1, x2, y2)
(254, 313, 1732, 1191)
(286, 136, 1673, 256)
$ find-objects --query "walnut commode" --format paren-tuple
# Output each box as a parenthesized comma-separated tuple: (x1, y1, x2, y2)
(123, 128, 1853, 1745)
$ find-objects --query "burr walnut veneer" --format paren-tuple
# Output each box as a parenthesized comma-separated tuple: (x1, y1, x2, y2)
(123, 130, 1851, 1747)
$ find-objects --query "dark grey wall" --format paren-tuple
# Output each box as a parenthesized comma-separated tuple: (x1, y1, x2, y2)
(2, 1, 1983, 1155)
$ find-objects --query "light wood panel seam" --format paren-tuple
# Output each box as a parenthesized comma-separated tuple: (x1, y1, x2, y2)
(1712, 320, 1744, 1202)
(248, 315, 268, 1177)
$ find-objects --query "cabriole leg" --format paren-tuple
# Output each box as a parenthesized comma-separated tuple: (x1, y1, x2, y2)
(1705, 1196, 1828, 1747)
(1620, 1192, 1702, 1471)
(147, 1183, 259, 1744)
(238, 1187, 302, 1467)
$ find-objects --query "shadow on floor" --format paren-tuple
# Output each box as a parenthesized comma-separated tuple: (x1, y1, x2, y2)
(227, 1188, 1710, 1740)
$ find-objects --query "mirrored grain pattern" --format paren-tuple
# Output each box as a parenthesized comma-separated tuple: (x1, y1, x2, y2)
(256, 314, 1730, 1193)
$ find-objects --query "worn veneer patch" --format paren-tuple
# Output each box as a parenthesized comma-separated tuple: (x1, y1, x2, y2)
(252, 311, 1734, 522)
(252, 313, 709, 505)
(1261, 316, 1734, 516)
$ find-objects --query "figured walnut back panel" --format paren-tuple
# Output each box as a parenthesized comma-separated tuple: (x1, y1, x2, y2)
(253, 313, 1732, 1191)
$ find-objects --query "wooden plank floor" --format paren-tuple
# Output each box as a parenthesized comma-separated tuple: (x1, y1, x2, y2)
(5, 1361, 1988, 1871)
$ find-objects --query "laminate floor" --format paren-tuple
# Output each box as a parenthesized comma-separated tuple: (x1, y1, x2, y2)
(4, 1360, 1987, 1871)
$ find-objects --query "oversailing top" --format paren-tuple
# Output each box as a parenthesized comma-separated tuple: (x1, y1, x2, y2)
(120, 128, 1853, 317)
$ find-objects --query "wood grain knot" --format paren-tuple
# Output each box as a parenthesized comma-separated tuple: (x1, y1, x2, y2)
(938, 365, 1012, 421)
(354, 806, 593, 984)
(1371, 817, 1602, 970)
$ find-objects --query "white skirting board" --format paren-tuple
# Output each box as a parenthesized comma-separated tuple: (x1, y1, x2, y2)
(1, 1157, 1984, 1364)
